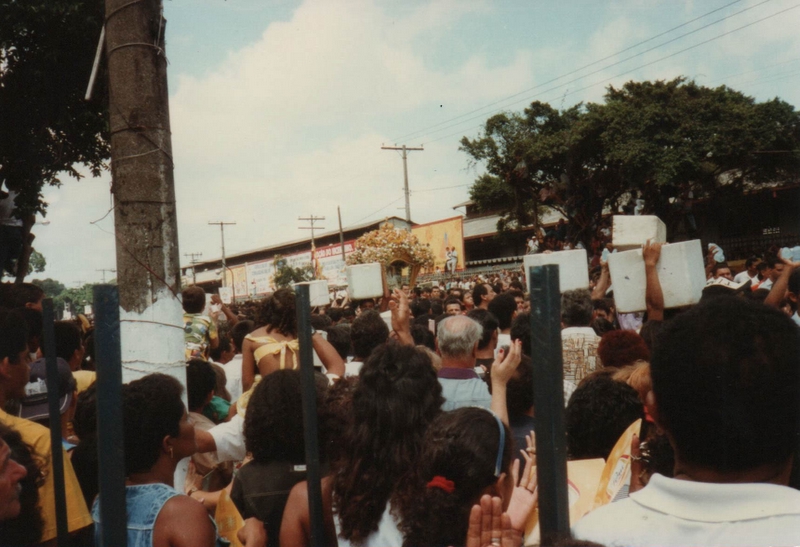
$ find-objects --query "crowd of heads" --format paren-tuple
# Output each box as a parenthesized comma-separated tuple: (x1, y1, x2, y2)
(2, 234, 800, 547)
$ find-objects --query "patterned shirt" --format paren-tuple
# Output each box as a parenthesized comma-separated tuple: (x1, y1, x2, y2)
(183, 313, 218, 360)
(561, 326, 601, 389)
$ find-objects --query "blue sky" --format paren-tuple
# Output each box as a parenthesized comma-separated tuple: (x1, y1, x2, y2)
(26, 0, 800, 286)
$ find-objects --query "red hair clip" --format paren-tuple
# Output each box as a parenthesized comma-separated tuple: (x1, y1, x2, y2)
(426, 475, 455, 493)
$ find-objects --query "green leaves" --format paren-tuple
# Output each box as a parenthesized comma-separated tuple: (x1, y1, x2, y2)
(461, 77, 800, 245)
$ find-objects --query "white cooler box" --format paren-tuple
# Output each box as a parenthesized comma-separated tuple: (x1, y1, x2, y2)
(613, 215, 667, 251)
(346, 263, 384, 299)
(523, 249, 589, 293)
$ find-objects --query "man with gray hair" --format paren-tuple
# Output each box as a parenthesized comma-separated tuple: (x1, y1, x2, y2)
(436, 315, 492, 411)
(561, 289, 601, 401)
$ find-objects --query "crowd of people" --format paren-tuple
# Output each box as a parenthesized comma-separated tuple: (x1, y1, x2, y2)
(1, 236, 800, 547)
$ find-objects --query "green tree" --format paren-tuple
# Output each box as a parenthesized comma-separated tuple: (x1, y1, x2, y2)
(31, 277, 66, 298)
(1, 1, 109, 279)
(272, 255, 314, 289)
(27, 250, 46, 275)
(461, 78, 800, 246)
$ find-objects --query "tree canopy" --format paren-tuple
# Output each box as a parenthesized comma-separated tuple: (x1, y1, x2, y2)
(0, 0, 109, 216)
(460, 78, 800, 246)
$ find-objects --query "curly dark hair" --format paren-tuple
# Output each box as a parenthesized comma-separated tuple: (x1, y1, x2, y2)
(566, 374, 643, 460)
(333, 342, 443, 545)
(509, 311, 531, 357)
(487, 292, 516, 331)
(651, 296, 800, 471)
(181, 286, 207, 314)
(257, 288, 297, 336)
(397, 408, 512, 547)
(318, 375, 359, 464)
(122, 373, 184, 475)
(244, 370, 307, 464)
(0, 423, 45, 545)
(325, 324, 352, 360)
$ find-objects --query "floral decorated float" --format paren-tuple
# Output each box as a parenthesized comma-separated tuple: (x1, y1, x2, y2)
(346, 221, 434, 288)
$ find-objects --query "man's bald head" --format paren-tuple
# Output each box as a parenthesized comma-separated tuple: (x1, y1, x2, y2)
(437, 315, 483, 360)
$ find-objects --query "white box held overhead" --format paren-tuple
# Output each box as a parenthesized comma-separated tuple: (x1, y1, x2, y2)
(523, 249, 589, 293)
(346, 264, 384, 299)
(613, 215, 667, 250)
(608, 239, 705, 313)
(292, 280, 330, 307)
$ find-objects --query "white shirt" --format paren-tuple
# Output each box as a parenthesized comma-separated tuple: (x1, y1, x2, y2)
(208, 413, 245, 462)
(733, 271, 758, 285)
(219, 355, 243, 403)
(573, 474, 800, 547)
(758, 278, 774, 291)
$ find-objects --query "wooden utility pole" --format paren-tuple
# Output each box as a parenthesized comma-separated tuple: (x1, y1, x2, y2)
(381, 144, 423, 224)
(208, 221, 236, 286)
(105, 0, 185, 385)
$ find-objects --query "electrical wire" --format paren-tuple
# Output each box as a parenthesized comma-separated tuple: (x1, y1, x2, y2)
(391, 0, 749, 143)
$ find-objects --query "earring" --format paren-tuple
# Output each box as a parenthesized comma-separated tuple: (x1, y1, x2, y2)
(169, 446, 174, 460)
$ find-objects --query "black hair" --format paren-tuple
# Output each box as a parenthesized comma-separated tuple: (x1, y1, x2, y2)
(310, 313, 332, 331)
(487, 292, 516, 330)
(591, 317, 616, 336)
(122, 374, 184, 475)
(430, 300, 444, 316)
(765, 254, 782, 269)
(319, 375, 359, 464)
(245, 370, 309, 464)
(566, 374, 644, 460)
(472, 283, 489, 306)
(509, 312, 531, 357)
(54, 320, 83, 363)
(186, 359, 217, 412)
(592, 299, 612, 314)
(209, 333, 231, 362)
(466, 309, 499, 351)
(561, 289, 593, 327)
(325, 324, 352, 360)
(509, 280, 525, 291)
(350, 310, 389, 360)
(0, 308, 28, 362)
(2, 282, 43, 308)
(638, 320, 664, 353)
(711, 261, 731, 275)
(326, 308, 344, 323)
(258, 288, 297, 336)
(651, 297, 800, 471)
(231, 320, 254, 353)
(71, 385, 99, 506)
(20, 307, 41, 353)
(411, 298, 431, 317)
(333, 342, 444, 544)
(397, 408, 512, 547)
(181, 286, 207, 314)
(411, 323, 436, 350)
(789, 268, 800, 296)
(0, 423, 45, 545)
(745, 256, 759, 268)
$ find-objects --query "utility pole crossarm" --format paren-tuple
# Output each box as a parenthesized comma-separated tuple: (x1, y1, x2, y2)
(298, 216, 326, 279)
(381, 145, 423, 225)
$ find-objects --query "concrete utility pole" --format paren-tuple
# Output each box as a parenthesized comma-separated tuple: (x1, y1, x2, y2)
(337, 206, 346, 261)
(184, 252, 202, 284)
(381, 144, 423, 224)
(105, 0, 184, 384)
(208, 222, 236, 286)
(96, 269, 116, 283)
(299, 215, 325, 280)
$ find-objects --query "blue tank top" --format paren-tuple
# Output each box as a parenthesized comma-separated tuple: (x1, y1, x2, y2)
(92, 483, 223, 547)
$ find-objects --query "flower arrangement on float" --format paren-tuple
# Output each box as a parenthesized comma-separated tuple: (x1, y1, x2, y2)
(346, 221, 434, 288)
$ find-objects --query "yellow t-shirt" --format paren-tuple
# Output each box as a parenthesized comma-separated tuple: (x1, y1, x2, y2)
(0, 409, 93, 542)
(72, 370, 97, 394)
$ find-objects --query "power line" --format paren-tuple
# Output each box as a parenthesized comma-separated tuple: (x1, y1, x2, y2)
(422, 2, 800, 147)
(348, 195, 405, 227)
(391, 0, 751, 143)
(414, 0, 777, 145)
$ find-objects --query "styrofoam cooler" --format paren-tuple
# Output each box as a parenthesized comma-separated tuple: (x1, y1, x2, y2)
(293, 280, 330, 307)
(523, 249, 589, 293)
(346, 263, 384, 299)
(613, 215, 667, 250)
(608, 239, 705, 313)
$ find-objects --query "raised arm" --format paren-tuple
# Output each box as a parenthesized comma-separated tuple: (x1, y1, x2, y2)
(312, 332, 346, 378)
(765, 258, 799, 308)
(643, 240, 664, 322)
(489, 340, 522, 427)
(591, 261, 611, 300)
(389, 288, 414, 346)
